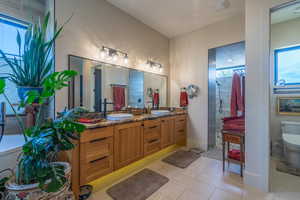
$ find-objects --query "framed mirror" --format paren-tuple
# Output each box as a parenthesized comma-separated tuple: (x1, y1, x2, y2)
(68, 55, 168, 112)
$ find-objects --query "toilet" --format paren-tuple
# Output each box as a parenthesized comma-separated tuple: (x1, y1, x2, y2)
(281, 121, 300, 169)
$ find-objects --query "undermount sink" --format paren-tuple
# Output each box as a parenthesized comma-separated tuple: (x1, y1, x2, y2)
(151, 110, 171, 116)
(106, 113, 134, 121)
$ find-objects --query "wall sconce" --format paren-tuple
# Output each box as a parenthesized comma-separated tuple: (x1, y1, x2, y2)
(146, 60, 163, 72)
(100, 46, 129, 64)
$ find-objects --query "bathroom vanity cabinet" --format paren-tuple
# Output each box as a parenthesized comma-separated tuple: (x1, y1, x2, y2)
(69, 114, 187, 199)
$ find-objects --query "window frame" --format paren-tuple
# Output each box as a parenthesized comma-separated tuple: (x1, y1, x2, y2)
(0, 13, 29, 116)
(274, 45, 300, 86)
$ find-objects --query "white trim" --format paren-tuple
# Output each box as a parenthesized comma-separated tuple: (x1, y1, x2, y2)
(244, 170, 269, 192)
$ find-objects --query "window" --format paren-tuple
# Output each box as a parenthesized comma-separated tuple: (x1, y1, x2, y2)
(0, 14, 28, 115)
(275, 46, 300, 86)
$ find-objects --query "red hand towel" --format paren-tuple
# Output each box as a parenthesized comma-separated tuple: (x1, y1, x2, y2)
(153, 92, 159, 106)
(180, 91, 188, 107)
(230, 73, 244, 117)
(113, 86, 125, 111)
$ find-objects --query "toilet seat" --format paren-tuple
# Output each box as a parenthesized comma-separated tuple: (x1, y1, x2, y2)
(283, 133, 300, 146)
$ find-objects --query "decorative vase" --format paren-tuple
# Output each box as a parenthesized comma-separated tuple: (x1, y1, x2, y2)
(17, 87, 43, 102)
(5, 162, 74, 200)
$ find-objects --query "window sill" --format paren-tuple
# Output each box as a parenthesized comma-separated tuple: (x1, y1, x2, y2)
(273, 85, 300, 94)
(0, 134, 24, 156)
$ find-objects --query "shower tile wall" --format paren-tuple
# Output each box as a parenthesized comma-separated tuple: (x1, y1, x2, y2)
(215, 76, 232, 148)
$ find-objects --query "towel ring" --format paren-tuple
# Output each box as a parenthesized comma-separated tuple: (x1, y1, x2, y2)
(187, 85, 199, 99)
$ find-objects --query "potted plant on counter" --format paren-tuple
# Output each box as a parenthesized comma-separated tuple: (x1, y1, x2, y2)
(0, 70, 87, 199)
(0, 12, 63, 101)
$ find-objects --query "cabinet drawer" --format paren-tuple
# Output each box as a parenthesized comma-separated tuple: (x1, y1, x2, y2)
(175, 133, 186, 144)
(80, 155, 113, 185)
(175, 115, 186, 123)
(80, 126, 114, 143)
(175, 121, 186, 131)
(175, 127, 186, 144)
(144, 127, 161, 142)
(144, 138, 161, 156)
(82, 137, 113, 162)
(144, 119, 160, 128)
(175, 127, 186, 135)
(223, 134, 241, 144)
(175, 117, 186, 130)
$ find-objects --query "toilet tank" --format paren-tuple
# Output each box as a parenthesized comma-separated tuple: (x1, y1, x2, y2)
(281, 121, 300, 135)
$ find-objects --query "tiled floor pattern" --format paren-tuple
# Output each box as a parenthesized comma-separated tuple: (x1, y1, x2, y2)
(90, 154, 300, 200)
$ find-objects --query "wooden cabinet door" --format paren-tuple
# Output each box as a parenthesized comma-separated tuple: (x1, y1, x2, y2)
(175, 115, 187, 145)
(114, 122, 143, 169)
(161, 117, 175, 148)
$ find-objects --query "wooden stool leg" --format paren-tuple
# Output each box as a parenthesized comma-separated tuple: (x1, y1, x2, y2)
(222, 140, 225, 172)
(240, 142, 244, 177)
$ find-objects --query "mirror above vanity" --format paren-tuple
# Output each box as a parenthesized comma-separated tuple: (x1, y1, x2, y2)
(68, 55, 168, 112)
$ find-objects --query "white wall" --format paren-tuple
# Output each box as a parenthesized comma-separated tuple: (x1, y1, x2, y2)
(55, 0, 170, 113)
(270, 17, 300, 157)
(170, 15, 245, 150)
(244, 0, 292, 192)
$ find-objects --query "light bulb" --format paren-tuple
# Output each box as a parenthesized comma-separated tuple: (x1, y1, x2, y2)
(124, 54, 129, 64)
(113, 54, 118, 61)
(100, 47, 106, 59)
(146, 61, 151, 68)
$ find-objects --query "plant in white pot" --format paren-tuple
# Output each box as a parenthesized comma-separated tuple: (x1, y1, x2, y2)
(0, 71, 87, 200)
(0, 12, 62, 101)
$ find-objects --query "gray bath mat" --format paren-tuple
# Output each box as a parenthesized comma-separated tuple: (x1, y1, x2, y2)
(162, 150, 201, 168)
(106, 169, 169, 200)
(276, 160, 300, 177)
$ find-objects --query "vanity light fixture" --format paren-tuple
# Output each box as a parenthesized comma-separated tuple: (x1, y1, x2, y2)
(146, 60, 163, 72)
(100, 46, 129, 64)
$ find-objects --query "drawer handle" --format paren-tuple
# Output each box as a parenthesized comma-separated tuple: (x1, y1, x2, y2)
(90, 156, 108, 164)
(149, 126, 158, 129)
(178, 129, 185, 133)
(90, 137, 107, 143)
(179, 119, 185, 122)
(148, 139, 159, 144)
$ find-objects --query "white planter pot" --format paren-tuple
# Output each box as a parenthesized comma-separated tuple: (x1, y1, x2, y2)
(5, 162, 74, 200)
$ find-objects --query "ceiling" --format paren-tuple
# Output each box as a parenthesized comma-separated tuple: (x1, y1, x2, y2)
(271, 2, 300, 24)
(106, 0, 245, 38)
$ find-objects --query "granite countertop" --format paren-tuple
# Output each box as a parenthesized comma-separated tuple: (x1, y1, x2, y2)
(82, 110, 187, 129)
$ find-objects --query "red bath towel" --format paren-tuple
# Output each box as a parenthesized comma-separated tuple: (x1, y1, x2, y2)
(180, 91, 188, 107)
(228, 149, 244, 161)
(222, 116, 245, 132)
(153, 92, 159, 106)
(230, 73, 244, 117)
(113, 86, 125, 111)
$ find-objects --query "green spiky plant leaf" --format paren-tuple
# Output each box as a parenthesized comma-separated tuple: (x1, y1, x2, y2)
(0, 12, 63, 87)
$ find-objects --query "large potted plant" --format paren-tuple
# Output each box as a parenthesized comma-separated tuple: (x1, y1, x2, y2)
(0, 70, 87, 199)
(0, 12, 63, 101)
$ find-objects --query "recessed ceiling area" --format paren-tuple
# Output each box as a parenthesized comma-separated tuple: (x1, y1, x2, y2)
(106, 0, 245, 38)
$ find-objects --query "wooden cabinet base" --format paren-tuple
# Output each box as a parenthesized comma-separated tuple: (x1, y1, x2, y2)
(70, 114, 187, 199)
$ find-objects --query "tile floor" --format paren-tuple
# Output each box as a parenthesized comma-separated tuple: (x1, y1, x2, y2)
(90, 153, 300, 200)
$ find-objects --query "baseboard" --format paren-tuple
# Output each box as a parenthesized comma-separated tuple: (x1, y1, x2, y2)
(244, 170, 269, 192)
(89, 144, 180, 192)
